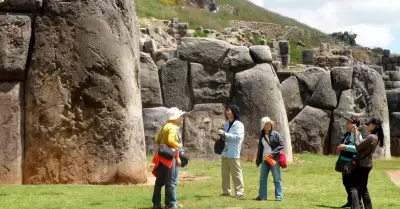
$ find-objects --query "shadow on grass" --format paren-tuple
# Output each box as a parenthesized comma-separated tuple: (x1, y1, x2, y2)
(315, 204, 343, 209)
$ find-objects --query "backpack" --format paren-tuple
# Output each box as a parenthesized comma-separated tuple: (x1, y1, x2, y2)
(214, 121, 234, 155)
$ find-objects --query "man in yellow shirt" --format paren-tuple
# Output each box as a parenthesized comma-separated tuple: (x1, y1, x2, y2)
(153, 107, 185, 209)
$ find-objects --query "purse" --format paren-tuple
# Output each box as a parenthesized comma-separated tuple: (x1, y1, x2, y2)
(214, 121, 234, 155)
(264, 136, 287, 168)
(158, 144, 175, 160)
(335, 141, 378, 174)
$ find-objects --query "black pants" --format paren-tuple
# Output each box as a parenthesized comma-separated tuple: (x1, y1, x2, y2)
(152, 162, 174, 207)
(350, 166, 373, 209)
(343, 174, 362, 207)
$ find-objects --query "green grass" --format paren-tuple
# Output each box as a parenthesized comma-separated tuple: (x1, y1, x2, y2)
(1, 154, 399, 209)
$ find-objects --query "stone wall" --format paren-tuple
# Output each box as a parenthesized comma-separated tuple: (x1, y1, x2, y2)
(382, 50, 400, 156)
(0, 0, 147, 185)
(280, 65, 391, 158)
(141, 37, 294, 162)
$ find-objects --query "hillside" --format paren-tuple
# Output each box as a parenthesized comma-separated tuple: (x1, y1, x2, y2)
(135, 0, 379, 65)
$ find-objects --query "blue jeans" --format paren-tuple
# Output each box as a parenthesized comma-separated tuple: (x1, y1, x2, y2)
(171, 159, 179, 206)
(258, 159, 283, 200)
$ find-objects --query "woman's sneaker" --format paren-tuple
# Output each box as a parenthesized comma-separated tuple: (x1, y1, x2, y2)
(254, 197, 267, 201)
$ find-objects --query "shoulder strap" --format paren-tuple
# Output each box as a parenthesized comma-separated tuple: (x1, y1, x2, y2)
(226, 120, 235, 132)
(263, 135, 271, 147)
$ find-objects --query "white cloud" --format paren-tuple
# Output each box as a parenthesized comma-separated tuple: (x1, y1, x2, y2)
(249, 0, 264, 7)
(248, 0, 399, 49)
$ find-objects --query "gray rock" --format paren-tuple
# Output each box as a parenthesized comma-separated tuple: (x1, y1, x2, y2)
(390, 112, 400, 137)
(289, 106, 331, 154)
(387, 89, 400, 112)
(221, 46, 255, 72)
(24, 0, 147, 184)
(279, 40, 290, 55)
(143, 39, 157, 53)
(308, 72, 338, 110)
(281, 76, 303, 121)
(329, 90, 357, 154)
(387, 71, 400, 81)
(0, 82, 23, 184)
(171, 18, 179, 23)
(0, 14, 31, 81)
(0, 0, 42, 12)
(272, 61, 282, 72)
(249, 45, 272, 64)
(143, 107, 169, 155)
(178, 37, 231, 67)
(160, 58, 192, 111)
(368, 65, 383, 75)
(385, 81, 400, 89)
(352, 64, 390, 158)
(331, 67, 353, 91)
(281, 54, 290, 68)
(232, 64, 293, 162)
(382, 57, 390, 64)
(391, 137, 400, 156)
(190, 63, 233, 104)
(302, 50, 315, 65)
(139, 53, 163, 108)
(183, 104, 226, 159)
(295, 67, 326, 93)
(383, 49, 390, 57)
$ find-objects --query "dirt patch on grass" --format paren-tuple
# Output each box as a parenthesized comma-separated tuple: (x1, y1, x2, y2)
(138, 164, 209, 186)
(386, 170, 400, 188)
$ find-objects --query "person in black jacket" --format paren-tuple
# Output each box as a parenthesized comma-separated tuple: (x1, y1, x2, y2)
(255, 117, 285, 201)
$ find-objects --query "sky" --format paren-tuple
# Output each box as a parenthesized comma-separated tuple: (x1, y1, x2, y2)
(248, 0, 400, 53)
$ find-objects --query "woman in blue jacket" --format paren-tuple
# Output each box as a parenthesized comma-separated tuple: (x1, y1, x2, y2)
(217, 105, 245, 199)
(255, 117, 285, 201)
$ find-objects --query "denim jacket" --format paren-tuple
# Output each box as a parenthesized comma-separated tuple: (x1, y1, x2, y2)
(221, 120, 245, 159)
(256, 130, 285, 166)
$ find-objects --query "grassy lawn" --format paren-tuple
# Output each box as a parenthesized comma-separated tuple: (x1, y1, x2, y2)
(1, 154, 399, 209)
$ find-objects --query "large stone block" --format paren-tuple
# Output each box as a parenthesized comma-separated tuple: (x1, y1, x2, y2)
(143, 107, 169, 154)
(281, 76, 303, 121)
(0, 0, 42, 12)
(221, 46, 255, 72)
(140, 52, 163, 108)
(232, 64, 293, 162)
(295, 67, 326, 93)
(0, 14, 32, 81)
(249, 45, 272, 64)
(160, 58, 192, 111)
(0, 82, 23, 184)
(290, 106, 331, 154)
(24, 0, 147, 184)
(178, 37, 231, 67)
(387, 89, 400, 113)
(331, 67, 353, 91)
(190, 63, 233, 104)
(308, 72, 338, 110)
(183, 104, 226, 159)
(352, 64, 390, 158)
(391, 137, 400, 157)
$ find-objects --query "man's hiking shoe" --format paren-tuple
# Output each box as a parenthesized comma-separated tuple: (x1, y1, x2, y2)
(254, 197, 267, 201)
(153, 205, 164, 209)
(220, 193, 230, 196)
(166, 204, 182, 209)
(235, 194, 244, 199)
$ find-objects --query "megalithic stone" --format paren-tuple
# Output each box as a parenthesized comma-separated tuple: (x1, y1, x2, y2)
(279, 40, 290, 55)
(302, 49, 315, 65)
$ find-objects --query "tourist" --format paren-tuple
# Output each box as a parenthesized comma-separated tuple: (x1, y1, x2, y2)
(338, 117, 384, 209)
(338, 115, 363, 208)
(218, 105, 245, 199)
(152, 107, 185, 209)
(254, 117, 285, 201)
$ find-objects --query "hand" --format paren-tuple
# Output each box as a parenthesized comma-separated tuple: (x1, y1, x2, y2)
(351, 125, 358, 133)
(337, 144, 346, 151)
(176, 159, 182, 167)
(217, 129, 225, 136)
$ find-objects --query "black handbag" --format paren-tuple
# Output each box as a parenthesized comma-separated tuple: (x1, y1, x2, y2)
(158, 144, 175, 160)
(180, 153, 189, 168)
(214, 122, 234, 155)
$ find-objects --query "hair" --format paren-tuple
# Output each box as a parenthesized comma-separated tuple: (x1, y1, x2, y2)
(370, 120, 384, 147)
(350, 116, 361, 127)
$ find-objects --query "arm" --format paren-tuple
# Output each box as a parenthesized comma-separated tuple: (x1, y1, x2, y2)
(344, 132, 358, 153)
(356, 135, 375, 152)
(271, 132, 285, 156)
(167, 127, 182, 149)
(154, 130, 161, 146)
(224, 122, 244, 142)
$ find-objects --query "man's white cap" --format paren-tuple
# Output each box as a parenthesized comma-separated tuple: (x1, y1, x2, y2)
(167, 107, 185, 120)
(260, 117, 272, 131)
